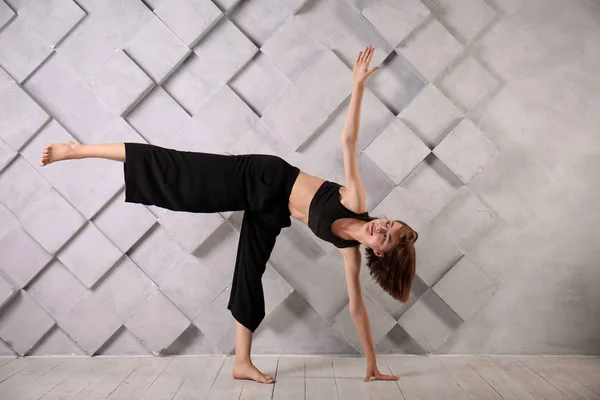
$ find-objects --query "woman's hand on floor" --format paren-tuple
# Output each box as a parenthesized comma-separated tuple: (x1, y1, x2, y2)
(365, 361, 399, 382)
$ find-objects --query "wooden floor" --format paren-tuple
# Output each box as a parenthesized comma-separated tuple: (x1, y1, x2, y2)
(0, 355, 598, 400)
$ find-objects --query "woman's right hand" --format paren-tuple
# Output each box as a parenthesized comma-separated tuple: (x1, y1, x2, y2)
(352, 45, 379, 86)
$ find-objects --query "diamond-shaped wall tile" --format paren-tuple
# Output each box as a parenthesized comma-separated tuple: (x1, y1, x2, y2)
(434, 0, 495, 43)
(20, 119, 124, 219)
(86, 49, 154, 115)
(27, 259, 87, 320)
(263, 264, 294, 316)
(396, 155, 462, 223)
(167, 85, 258, 153)
(0, 18, 52, 82)
(433, 186, 497, 252)
(57, 291, 122, 355)
(54, 0, 153, 77)
(28, 325, 85, 356)
(0, 225, 51, 288)
(260, 17, 324, 82)
(128, 225, 188, 285)
(0, 202, 18, 245)
(125, 291, 191, 355)
(229, 52, 291, 116)
(125, 16, 191, 84)
(414, 225, 463, 286)
(96, 326, 152, 356)
(57, 222, 122, 288)
(0, 138, 16, 172)
(374, 324, 426, 354)
(19, 0, 86, 47)
(193, 18, 258, 83)
(433, 118, 498, 184)
(163, 54, 222, 115)
(398, 18, 462, 81)
(398, 290, 462, 352)
(158, 210, 225, 253)
(0, 1, 14, 31)
(24, 55, 118, 143)
(0, 65, 12, 94)
(362, 0, 430, 48)
(399, 84, 462, 148)
(433, 257, 496, 320)
(331, 292, 396, 354)
(438, 56, 499, 111)
(262, 50, 351, 150)
(193, 285, 235, 353)
(0, 83, 49, 151)
(0, 291, 55, 355)
(94, 257, 157, 321)
(0, 274, 16, 310)
(93, 190, 157, 253)
(154, 0, 222, 47)
(0, 156, 51, 218)
(213, 0, 241, 10)
(229, 120, 292, 158)
(371, 185, 430, 233)
(126, 87, 191, 146)
(229, 0, 290, 46)
(364, 119, 430, 185)
(367, 52, 427, 115)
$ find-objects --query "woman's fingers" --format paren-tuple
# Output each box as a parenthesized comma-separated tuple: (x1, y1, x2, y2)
(356, 51, 363, 65)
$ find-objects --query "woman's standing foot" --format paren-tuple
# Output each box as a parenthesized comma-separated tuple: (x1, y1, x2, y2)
(40, 142, 79, 166)
(232, 361, 275, 384)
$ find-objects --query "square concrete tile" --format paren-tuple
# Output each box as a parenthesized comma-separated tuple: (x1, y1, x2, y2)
(433, 257, 496, 320)
(0, 18, 52, 82)
(28, 326, 85, 356)
(439, 56, 499, 111)
(229, 120, 293, 158)
(398, 18, 462, 81)
(193, 285, 236, 353)
(362, 0, 430, 47)
(0, 137, 16, 173)
(364, 119, 430, 185)
(19, 0, 86, 47)
(158, 210, 225, 253)
(0, 274, 15, 311)
(414, 224, 463, 286)
(229, 0, 291, 46)
(0, 225, 52, 289)
(433, 118, 498, 184)
(0, 291, 54, 355)
(434, 0, 495, 43)
(125, 16, 191, 83)
(155, 0, 222, 47)
(399, 84, 463, 148)
(0, 1, 14, 31)
(0, 156, 51, 218)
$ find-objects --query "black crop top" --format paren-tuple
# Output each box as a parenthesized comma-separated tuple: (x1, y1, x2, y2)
(308, 181, 372, 248)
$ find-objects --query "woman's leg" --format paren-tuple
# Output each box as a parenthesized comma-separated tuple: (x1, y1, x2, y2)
(40, 142, 126, 166)
(232, 321, 275, 384)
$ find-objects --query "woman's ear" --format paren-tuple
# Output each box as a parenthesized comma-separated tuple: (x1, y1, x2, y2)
(375, 250, 384, 258)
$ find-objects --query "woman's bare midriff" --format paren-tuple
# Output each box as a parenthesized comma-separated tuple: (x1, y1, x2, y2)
(287, 171, 326, 225)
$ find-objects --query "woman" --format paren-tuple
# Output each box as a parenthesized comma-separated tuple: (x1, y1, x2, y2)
(40, 46, 417, 384)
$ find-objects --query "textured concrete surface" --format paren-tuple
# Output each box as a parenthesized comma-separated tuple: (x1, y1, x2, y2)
(0, 0, 598, 357)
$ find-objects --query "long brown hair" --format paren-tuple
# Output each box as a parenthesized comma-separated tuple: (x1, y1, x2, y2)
(364, 219, 417, 302)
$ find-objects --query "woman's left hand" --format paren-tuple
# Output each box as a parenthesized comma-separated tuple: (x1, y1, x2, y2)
(365, 362, 399, 382)
(353, 45, 380, 86)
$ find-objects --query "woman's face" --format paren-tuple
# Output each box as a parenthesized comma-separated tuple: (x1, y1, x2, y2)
(365, 218, 403, 257)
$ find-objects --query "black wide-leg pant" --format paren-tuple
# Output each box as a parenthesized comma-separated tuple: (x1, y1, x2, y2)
(123, 143, 300, 332)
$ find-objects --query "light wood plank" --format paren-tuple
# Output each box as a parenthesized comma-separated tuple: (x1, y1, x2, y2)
(238, 356, 278, 400)
(172, 356, 226, 400)
(305, 356, 337, 400)
(8, 357, 92, 400)
(0, 357, 67, 396)
(106, 357, 171, 400)
(73, 357, 143, 400)
(205, 357, 245, 400)
(385, 356, 442, 400)
(386, 355, 467, 400)
(273, 356, 304, 400)
(547, 356, 600, 395)
(335, 356, 404, 400)
(465, 356, 537, 400)
(0, 357, 29, 384)
(139, 357, 189, 399)
(492, 356, 569, 400)
(0, 357, 16, 368)
(519, 356, 600, 400)
(437, 356, 502, 400)
(40, 357, 112, 400)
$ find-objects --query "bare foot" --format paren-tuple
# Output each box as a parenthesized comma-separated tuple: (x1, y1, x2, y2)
(232, 362, 275, 384)
(40, 142, 78, 167)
